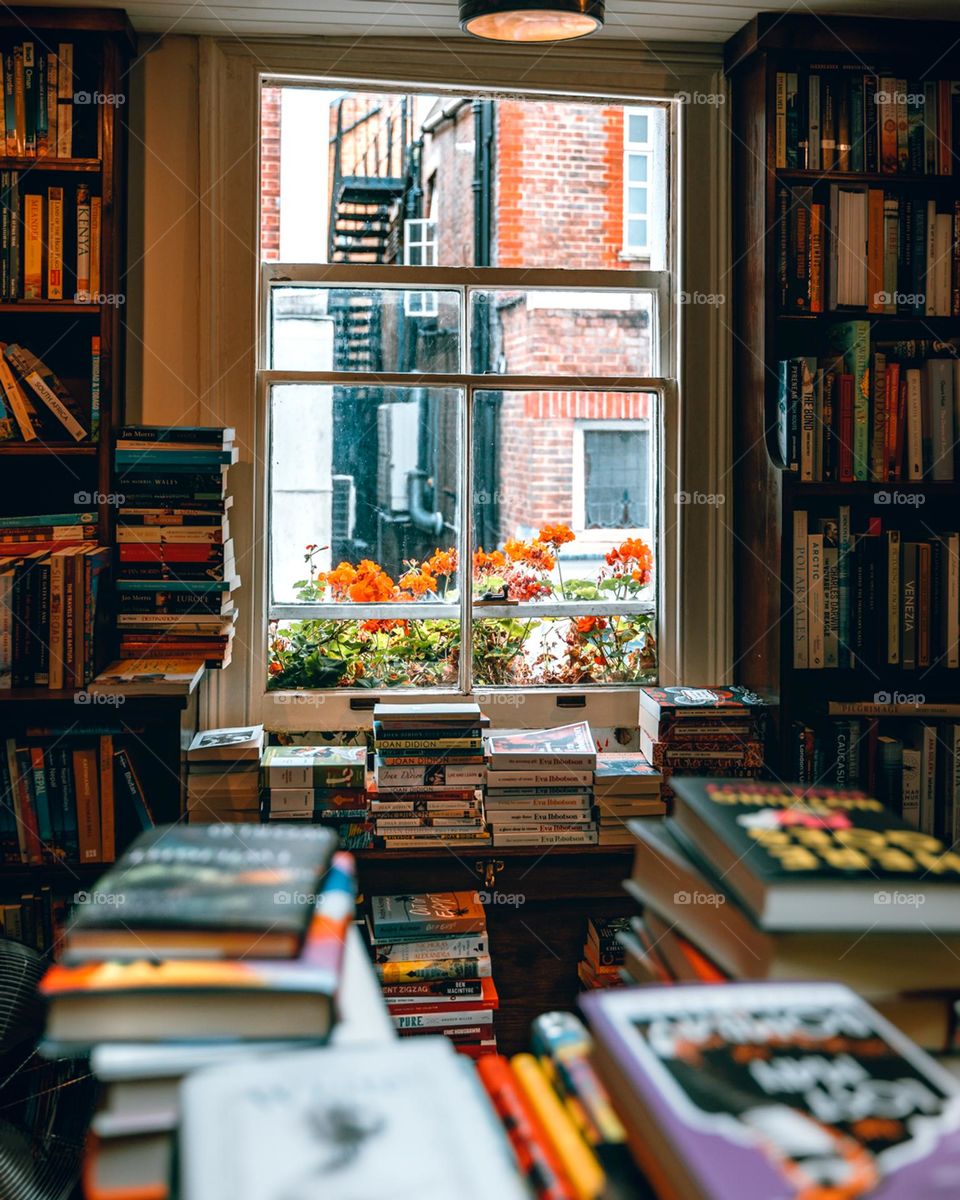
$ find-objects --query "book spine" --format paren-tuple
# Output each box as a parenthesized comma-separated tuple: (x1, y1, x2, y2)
(90, 335, 101, 439)
(22, 368, 86, 441)
(902, 542, 917, 671)
(22, 43, 35, 156)
(793, 509, 808, 668)
(837, 504, 851, 666)
(22, 193, 42, 299)
(75, 184, 90, 301)
(98, 735, 115, 863)
(73, 747, 101, 861)
(56, 44, 72, 158)
(808, 533, 824, 669)
(90, 196, 101, 297)
(886, 529, 900, 665)
(47, 184, 63, 299)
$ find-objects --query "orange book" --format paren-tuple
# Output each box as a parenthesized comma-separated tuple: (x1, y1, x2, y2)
(72, 745, 101, 861)
(98, 734, 115, 863)
(808, 203, 824, 313)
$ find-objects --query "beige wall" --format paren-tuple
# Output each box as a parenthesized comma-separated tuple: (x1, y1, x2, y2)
(126, 35, 202, 423)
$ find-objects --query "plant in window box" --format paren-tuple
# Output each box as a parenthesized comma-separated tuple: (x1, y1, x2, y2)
(267, 529, 657, 690)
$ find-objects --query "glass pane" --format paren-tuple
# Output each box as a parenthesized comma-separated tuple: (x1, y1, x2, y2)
(468, 290, 657, 375)
(269, 384, 462, 604)
(269, 285, 461, 372)
(261, 86, 668, 270)
(473, 614, 656, 687)
(584, 429, 649, 527)
(628, 113, 649, 144)
(628, 155, 648, 183)
(269, 618, 459, 690)
(628, 188, 648, 215)
(628, 219, 648, 249)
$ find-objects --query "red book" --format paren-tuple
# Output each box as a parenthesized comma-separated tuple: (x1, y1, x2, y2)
(386, 977, 499, 1015)
(119, 543, 222, 563)
(883, 362, 900, 482)
(894, 375, 908, 481)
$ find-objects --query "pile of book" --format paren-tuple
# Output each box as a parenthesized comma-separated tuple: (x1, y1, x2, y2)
(777, 329, 960, 483)
(623, 777, 960, 1054)
(367, 891, 498, 1058)
(0, 885, 55, 955)
(113, 425, 238, 670)
(1, 733, 153, 865)
(371, 702, 489, 850)
(774, 69, 958, 177)
(0, 340, 98, 441)
(477, 1010, 641, 1199)
(0, 510, 108, 688)
(578, 916, 629, 990)
(638, 686, 768, 802)
(186, 725, 264, 825)
(582, 978, 960, 1199)
(484, 721, 598, 847)
(1, 177, 101, 303)
(792, 506, 960, 672)
(0, 39, 86, 160)
(593, 750, 665, 846)
(795, 699, 960, 835)
(40, 823, 350, 1200)
(261, 742, 373, 849)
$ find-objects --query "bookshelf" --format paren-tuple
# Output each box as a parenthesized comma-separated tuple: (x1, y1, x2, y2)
(725, 16, 960, 789)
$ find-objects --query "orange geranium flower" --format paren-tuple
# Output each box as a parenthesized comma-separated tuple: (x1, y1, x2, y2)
(399, 567, 437, 596)
(473, 547, 507, 573)
(576, 616, 607, 634)
(322, 561, 358, 599)
(538, 523, 575, 547)
(522, 541, 557, 572)
(502, 537, 529, 563)
(606, 537, 653, 572)
(504, 568, 552, 601)
(425, 548, 457, 577)
(347, 560, 397, 603)
(360, 618, 408, 634)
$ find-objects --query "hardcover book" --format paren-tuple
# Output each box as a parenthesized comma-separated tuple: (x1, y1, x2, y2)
(187, 726, 264, 762)
(485, 722, 596, 770)
(582, 982, 960, 1200)
(369, 891, 486, 942)
(261, 745, 366, 789)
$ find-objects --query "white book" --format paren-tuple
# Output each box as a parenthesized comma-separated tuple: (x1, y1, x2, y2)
(905, 368, 924, 480)
(492, 830, 599, 846)
(392, 1008, 494, 1031)
(901, 748, 921, 829)
(926, 359, 954, 482)
(793, 509, 809, 668)
(807, 533, 824, 669)
(919, 723, 938, 836)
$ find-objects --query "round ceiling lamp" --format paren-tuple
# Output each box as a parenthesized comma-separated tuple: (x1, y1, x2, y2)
(459, 0, 604, 42)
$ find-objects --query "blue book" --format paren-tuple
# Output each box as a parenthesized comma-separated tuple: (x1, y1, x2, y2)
(0, 512, 96, 527)
(28, 749, 52, 848)
(115, 448, 238, 468)
(116, 578, 237, 594)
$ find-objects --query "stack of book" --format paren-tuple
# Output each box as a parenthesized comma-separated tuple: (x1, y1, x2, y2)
(0, 885, 55, 955)
(0, 341, 98, 441)
(371, 703, 489, 850)
(367, 891, 498, 1058)
(1, 733, 153, 865)
(40, 824, 349, 1200)
(593, 751, 665, 846)
(777, 329, 960, 483)
(624, 777, 960, 1053)
(578, 916, 629, 990)
(794, 699, 960, 837)
(583, 979, 960, 1199)
(484, 722, 598, 847)
(261, 743, 373, 849)
(0, 511, 108, 689)
(792, 506, 960, 672)
(186, 726, 264, 825)
(638, 687, 769, 802)
(113, 425, 238, 670)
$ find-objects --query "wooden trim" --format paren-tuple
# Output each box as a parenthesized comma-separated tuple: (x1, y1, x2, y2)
(0, 6, 136, 45)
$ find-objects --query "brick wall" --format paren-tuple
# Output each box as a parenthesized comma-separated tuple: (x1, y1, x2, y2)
(261, 86, 281, 261)
(422, 102, 475, 267)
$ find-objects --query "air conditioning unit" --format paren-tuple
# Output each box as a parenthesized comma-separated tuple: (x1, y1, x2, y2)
(377, 403, 420, 513)
(331, 475, 356, 544)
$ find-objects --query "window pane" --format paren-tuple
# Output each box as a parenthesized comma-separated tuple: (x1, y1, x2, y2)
(468, 291, 657, 375)
(628, 219, 648, 249)
(584, 429, 649, 527)
(270, 286, 461, 372)
(628, 188, 648, 216)
(261, 87, 668, 270)
(628, 113, 649, 144)
(269, 384, 462, 604)
(628, 155, 648, 183)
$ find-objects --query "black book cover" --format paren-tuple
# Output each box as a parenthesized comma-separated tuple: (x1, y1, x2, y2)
(70, 822, 336, 935)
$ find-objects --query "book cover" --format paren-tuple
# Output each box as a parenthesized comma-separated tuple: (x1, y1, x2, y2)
(582, 982, 960, 1200)
(369, 891, 486, 941)
(187, 726, 264, 762)
(486, 722, 596, 769)
(261, 745, 366, 789)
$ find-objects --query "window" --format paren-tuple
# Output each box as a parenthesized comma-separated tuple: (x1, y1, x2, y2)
(259, 84, 675, 710)
(623, 106, 666, 264)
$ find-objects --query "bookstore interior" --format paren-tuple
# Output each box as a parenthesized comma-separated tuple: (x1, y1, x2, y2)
(5, 3, 960, 1198)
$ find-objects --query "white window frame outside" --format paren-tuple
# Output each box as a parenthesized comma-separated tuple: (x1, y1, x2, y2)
(571, 418, 652, 544)
(403, 216, 438, 316)
(623, 106, 666, 264)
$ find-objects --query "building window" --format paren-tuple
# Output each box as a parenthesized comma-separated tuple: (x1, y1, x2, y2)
(259, 86, 674, 711)
(623, 106, 666, 263)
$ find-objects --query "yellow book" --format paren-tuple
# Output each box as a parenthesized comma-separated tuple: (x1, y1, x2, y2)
(47, 185, 63, 299)
(23, 193, 42, 299)
(0, 350, 37, 441)
(510, 1053, 605, 1200)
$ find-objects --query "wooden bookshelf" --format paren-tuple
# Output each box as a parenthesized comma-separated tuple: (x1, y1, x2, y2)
(725, 15, 960, 775)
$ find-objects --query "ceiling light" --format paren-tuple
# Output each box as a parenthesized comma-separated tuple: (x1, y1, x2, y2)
(459, 0, 604, 42)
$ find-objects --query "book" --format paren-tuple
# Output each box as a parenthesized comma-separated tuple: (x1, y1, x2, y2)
(261, 744, 366, 788)
(180, 1039, 529, 1200)
(369, 892, 486, 941)
(186, 726, 264, 762)
(88, 659, 204, 697)
(582, 981, 960, 1200)
(62, 823, 337, 962)
(485, 722, 596, 770)
(669, 777, 960, 931)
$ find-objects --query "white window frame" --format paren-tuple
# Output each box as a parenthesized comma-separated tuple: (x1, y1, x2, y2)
(623, 106, 666, 265)
(571, 418, 652, 542)
(189, 38, 732, 732)
(403, 216, 438, 316)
